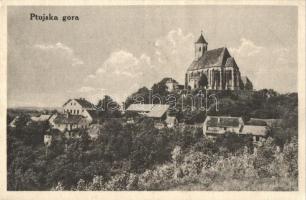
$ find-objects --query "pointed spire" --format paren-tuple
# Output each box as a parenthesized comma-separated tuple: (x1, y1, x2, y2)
(196, 31, 208, 44)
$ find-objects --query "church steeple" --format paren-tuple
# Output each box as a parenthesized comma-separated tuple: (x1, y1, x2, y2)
(195, 31, 208, 60)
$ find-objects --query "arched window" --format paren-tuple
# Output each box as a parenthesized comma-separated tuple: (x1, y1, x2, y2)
(199, 47, 201, 51)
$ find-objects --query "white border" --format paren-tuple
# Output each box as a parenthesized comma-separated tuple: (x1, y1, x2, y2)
(0, 1, 305, 200)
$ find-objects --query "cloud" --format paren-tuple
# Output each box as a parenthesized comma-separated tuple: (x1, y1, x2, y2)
(228, 39, 296, 93)
(150, 28, 194, 86)
(272, 47, 290, 63)
(83, 50, 156, 102)
(83, 28, 195, 103)
(78, 86, 96, 93)
(92, 50, 151, 79)
(229, 38, 263, 58)
(34, 42, 84, 66)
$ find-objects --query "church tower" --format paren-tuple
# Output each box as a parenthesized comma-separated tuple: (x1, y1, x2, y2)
(195, 31, 208, 60)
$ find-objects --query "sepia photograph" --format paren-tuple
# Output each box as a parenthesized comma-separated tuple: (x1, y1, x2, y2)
(1, 1, 305, 198)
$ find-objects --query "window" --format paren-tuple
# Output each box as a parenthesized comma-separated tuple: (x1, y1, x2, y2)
(71, 102, 72, 105)
(199, 47, 201, 51)
(77, 110, 79, 114)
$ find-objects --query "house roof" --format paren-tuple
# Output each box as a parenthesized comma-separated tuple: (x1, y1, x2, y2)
(249, 118, 282, 127)
(242, 125, 268, 136)
(126, 104, 154, 112)
(145, 105, 169, 118)
(54, 114, 85, 124)
(63, 98, 94, 109)
(205, 116, 242, 127)
(195, 34, 208, 44)
(126, 104, 170, 118)
(31, 114, 51, 122)
(187, 47, 232, 71)
(75, 98, 94, 109)
(245, 118, 268, 126)
(9, 116, 19, 127)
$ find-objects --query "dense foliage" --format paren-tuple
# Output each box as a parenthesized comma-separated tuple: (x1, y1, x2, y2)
(7, 88, 298, 191)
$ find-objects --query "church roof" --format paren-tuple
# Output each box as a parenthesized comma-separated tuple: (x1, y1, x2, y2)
(240, 76, 251, 85)
(224, 57, 238, 68)
(187, 47, 231, 71)
(196, 34, 208, 44)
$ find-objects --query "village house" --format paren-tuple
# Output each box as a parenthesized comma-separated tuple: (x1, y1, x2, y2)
(31, 114, 53, 122)
(44, 134, 52, 146)
(203, 116, 274, 142)
(52, 98, 96, 132)
(48, 114, 58, 127)
(203, 116, 244, 136)
(248, 118, 283, 128)
(8, 116, 19, 128)
(62, 98, 96, 123)
(185, 32, 252, 91)
(242, 118, 269, 142)
(126, 104, 171, 129)
(165, 78, 184, 92)
(165, 116, 178, 128)
(53, 114, 90, 132)
(165, 79, 178, 92)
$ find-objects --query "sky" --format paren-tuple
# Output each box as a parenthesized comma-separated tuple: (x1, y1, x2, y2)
(8, 6, 298, 107)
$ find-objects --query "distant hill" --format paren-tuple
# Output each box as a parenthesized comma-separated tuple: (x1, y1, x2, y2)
(8, 106, 62, 112)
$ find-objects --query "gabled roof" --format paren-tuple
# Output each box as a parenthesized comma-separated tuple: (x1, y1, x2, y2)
(126, 104, 169, 118)
(225, 57, 238, 69)
(145, 105, 169, 118)
(240, 76, 251, 85)
(126, 104, 154, 112)
(245, 118, 267, 126)
(249, 118, 282, 127)
(242, 125, 268, 136)
(9, 116, 19, 127)
(205, 116, 243, 127)
(31, 114, 52, 122)
(196, 34, 208, 44)
(75, 98, 94, 109)
(63, 98, 94, 109)
(54, 114, 85, 124)
(187, 47, 231, 71)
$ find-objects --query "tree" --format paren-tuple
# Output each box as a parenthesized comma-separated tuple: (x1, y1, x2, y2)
(125, 87, 151, 107)
(96, 95, 121, 120)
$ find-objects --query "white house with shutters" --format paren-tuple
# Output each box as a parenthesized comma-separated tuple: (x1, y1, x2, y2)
(62, 98, 96, 123)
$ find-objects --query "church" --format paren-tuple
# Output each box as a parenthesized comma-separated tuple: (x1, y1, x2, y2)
(185, 32, 253, 91)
